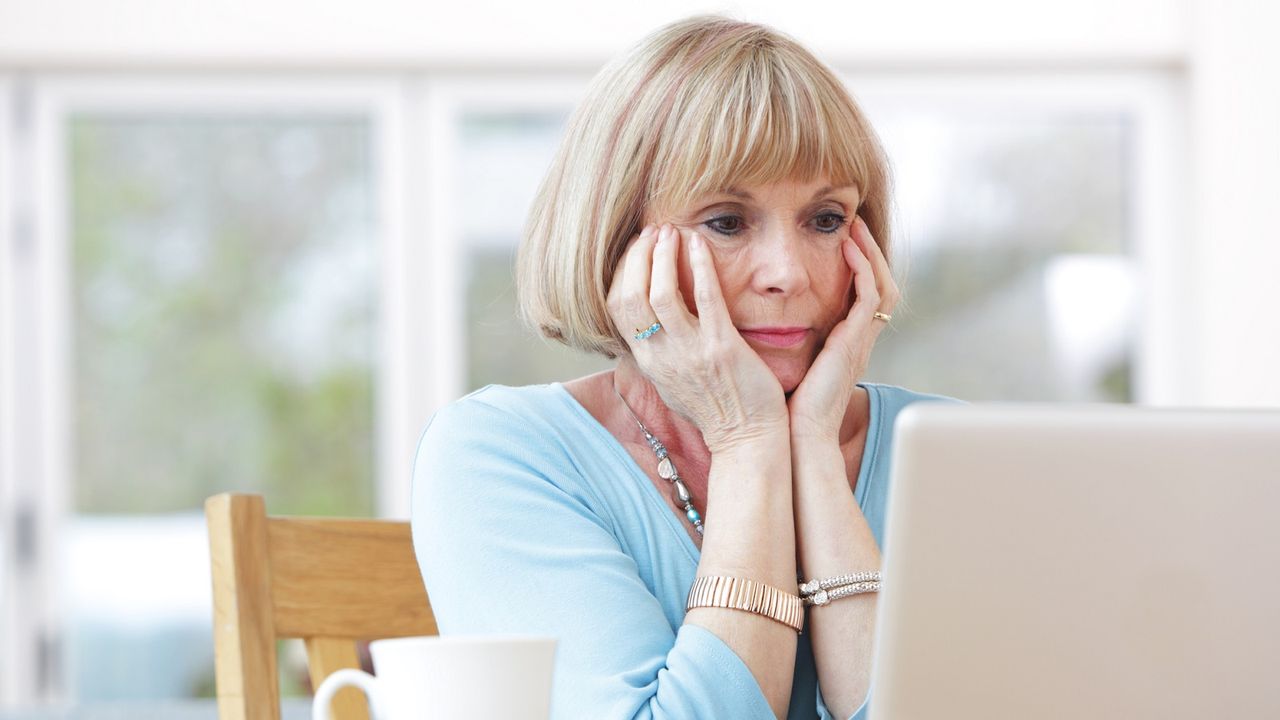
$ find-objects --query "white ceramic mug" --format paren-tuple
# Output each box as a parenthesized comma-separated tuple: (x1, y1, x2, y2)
(312, 635, 557, 720)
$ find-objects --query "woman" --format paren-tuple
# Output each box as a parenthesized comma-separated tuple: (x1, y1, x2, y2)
(412, 15, 956, 720)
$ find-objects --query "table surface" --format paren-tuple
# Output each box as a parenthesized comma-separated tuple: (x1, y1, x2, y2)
(0, 699, 313, 720)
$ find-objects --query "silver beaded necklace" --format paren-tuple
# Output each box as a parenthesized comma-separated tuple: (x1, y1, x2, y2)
(613, 384, 705, 536)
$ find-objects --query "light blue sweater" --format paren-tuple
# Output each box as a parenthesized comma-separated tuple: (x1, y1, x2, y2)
(411, 381, 954, 719)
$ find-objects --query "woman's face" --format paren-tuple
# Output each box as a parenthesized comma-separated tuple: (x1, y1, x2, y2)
(645, 176, 861, 393)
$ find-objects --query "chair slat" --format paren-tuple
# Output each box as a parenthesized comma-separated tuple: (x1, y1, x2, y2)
(305, 637, 370, 720)
(267, 517, 437, 639)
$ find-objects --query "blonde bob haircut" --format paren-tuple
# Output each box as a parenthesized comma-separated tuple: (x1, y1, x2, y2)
(517, 14, 894, 359)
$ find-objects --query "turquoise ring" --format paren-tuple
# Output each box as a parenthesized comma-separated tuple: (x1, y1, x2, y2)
(633, 322, 663, 341)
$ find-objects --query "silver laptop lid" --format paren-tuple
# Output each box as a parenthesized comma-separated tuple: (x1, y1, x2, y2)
(870, 403, 1280, 720)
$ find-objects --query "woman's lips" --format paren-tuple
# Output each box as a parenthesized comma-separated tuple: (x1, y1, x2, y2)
(738, 327, 809, 348)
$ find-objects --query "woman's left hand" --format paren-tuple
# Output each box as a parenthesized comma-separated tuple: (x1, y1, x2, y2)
(787, 215, 899, 443)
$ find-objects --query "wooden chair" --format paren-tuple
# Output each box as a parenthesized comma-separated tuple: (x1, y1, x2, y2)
(205, 493, 437, 720)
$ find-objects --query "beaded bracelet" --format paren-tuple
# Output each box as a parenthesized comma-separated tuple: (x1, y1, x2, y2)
(800, 571, 882, 607)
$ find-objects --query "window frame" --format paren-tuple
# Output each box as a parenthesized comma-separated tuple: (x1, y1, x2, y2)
(0, 70, 25, 704)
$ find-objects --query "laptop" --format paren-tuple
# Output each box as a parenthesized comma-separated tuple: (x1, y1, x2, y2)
(870, 403, 1280, 720)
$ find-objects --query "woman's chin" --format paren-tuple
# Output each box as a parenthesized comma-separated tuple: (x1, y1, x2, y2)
(760, 356, 811, 395)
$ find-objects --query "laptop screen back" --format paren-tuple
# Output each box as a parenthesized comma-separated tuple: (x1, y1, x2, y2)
(870, 404, 1280, 720)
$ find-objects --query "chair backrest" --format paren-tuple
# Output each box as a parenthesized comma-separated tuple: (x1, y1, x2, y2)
(205, 493, 437, 720)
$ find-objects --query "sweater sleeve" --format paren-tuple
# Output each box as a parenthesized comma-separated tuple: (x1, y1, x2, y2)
(410, 393, 775, 720)
(816, 684, 870, 720)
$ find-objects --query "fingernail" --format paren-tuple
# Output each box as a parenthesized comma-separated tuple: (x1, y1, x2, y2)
(641, 224, 657, 237)
(689, 232, 702, 249)
(659, 223, 673, 242)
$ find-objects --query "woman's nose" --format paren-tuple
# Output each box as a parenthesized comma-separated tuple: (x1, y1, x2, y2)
(751, 230, 810, 296)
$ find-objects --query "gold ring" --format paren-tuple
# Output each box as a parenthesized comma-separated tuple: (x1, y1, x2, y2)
(873, 311, 892, 323)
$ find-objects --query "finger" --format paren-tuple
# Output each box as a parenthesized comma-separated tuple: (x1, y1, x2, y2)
(852, 216, 900, 314)
(686, 230, 734, 340)
(607, 225, 659, 340)
(845, 236, 882, 328)
(648, 223, 696, 335)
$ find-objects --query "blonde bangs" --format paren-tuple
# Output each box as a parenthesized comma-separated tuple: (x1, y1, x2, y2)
(648, 35, 873, 214)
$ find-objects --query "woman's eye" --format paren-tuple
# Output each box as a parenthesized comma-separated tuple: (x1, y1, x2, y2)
(704, 215, 744, 235)
(813, 212, 848, 234)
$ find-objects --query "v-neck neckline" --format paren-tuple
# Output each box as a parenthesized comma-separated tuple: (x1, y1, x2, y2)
(551, 382, 882, 562)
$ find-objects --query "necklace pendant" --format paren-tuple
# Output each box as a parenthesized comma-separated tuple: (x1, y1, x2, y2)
(671, 478, 692, 504)
(657, 456, 675, 479)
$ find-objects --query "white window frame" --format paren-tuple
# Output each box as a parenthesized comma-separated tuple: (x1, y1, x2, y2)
(0, 71, 28, 705)
(1, 70, 70, 705)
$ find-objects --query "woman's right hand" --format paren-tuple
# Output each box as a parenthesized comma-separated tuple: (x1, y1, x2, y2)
(607, 222, 788, 454)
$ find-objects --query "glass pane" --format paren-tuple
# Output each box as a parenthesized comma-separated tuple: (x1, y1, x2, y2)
(70, 116, 377, 516)
(459, 112, 613, 391)
(865, 109, 1135, 401)
(66, 114, 379, 701)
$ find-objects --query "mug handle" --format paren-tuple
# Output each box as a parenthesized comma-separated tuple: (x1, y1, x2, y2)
(312, 668, 383, 720)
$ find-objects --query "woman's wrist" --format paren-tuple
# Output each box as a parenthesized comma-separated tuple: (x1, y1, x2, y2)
(789, 433, 852, 506)
(788, 429, 843, 466)
(704, 431, 793, 519)
(704, 417, 791, 456)
(787, 403, 848, 446)
(706, 429, 792, 491)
